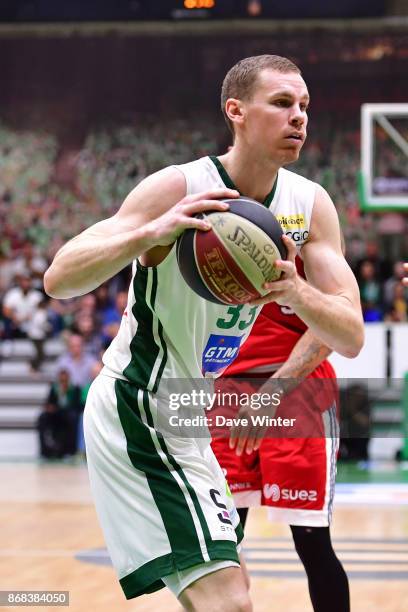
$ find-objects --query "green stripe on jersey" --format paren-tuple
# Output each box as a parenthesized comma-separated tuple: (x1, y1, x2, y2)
(123, 263, 158, 387)
(123, 263, 167, 391)
(150, 268, 168, 393)
(210, 155, 236, 190)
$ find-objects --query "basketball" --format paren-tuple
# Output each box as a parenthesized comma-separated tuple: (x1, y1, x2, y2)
(176, 197, 287, 305)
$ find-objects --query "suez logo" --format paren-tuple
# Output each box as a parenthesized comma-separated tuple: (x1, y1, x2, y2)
(276, 214, 309, 243)
(263, 483, 318, 502)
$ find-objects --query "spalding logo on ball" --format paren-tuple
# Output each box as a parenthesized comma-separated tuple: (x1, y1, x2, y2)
(176, 197, 287, 305)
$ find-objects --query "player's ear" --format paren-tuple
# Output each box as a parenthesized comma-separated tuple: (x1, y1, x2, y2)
(225, 98, 245, 129)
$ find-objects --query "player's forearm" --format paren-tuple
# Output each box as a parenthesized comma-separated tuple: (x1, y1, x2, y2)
(290, 280, 364, 358)
(272, 330, 332, 384)
(44, 226, 152, 299)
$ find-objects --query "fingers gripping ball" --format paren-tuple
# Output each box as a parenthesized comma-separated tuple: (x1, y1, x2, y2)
(176, 197, 287, 305)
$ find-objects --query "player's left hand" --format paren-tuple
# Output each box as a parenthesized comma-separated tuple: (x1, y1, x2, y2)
(248, 235, 301, 307)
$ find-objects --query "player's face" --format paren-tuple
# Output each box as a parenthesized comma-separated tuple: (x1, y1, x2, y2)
(241, 69, 309, 164)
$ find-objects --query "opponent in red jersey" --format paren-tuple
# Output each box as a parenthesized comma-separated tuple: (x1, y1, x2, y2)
(211, 258, 350, 612)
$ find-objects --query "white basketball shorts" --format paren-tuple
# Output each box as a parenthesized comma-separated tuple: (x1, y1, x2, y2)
(84, 374, 243, 599)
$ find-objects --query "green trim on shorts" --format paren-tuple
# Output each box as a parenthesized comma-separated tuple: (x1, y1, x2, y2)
(141, 390, 216, 554)
(120, 542, 240, 599)
(235, 521, 244, 545)
(115, 379, 205, 564)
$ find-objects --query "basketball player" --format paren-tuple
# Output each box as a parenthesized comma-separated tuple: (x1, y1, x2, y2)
(44, 55, 363, 610)
(211, 257, 350, 612)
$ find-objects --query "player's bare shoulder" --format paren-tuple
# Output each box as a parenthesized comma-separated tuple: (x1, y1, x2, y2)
(277, 166, 315, 196)
(277, 168, 317, 215)
(115, 165, 187, 230)
(308, 183, 342, 248)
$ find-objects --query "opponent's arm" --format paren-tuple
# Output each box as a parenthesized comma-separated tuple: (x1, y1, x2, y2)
(250, 186, 364, 358)
(271, 330, 332, 383)
(230, 329, 332, 455)
(44, 167, 238, 299)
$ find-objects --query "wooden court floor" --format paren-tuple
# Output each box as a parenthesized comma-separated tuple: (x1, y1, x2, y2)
(0, 463, 407, 612)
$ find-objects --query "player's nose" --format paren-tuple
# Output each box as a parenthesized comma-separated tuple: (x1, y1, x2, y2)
(289, 104, 306, 126)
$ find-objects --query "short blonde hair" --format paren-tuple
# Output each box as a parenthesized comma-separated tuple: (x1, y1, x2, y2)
(221, 54, 301, 136)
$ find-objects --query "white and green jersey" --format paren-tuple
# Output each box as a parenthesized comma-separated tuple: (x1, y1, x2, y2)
(101, 155, 316, 389)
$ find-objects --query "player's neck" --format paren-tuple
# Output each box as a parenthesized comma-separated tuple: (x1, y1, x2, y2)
(217, 146, 279, 203)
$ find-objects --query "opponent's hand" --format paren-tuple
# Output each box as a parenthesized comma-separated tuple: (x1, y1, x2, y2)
(229, 402, 265, 456)
(146, 188, 239, 248)
(229, 394, 279, 456)
(249, 235, 301, 307)
(229, 378, 282, 456)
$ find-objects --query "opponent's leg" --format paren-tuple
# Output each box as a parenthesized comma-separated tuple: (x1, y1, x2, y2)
(236, 507, 251, 589)
(290, 525, 350, 612)
(178, 565, 252, 612)
(237, 507, 249, 529)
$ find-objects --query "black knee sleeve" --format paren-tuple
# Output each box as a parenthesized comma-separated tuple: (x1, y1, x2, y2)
(290, 525, 350, 612)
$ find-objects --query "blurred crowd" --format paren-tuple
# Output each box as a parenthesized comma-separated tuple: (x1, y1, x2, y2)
(0, 117, 407, 457)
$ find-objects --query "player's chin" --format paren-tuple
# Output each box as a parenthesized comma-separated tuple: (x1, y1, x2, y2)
(279, 149, 301, 164)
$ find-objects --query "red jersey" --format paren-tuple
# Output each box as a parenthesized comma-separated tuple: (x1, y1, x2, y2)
(226, 258, 308, 375)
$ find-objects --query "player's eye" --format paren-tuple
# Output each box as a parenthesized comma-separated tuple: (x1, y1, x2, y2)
(274, 99, 291, 107)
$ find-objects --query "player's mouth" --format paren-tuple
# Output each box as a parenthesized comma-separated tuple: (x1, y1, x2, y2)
(284, 132, 304, 142)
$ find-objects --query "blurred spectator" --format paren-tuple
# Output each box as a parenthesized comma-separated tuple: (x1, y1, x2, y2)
(26, 296, 50, 373)
(72, 294, 101, 337)
(358, 260, 382, 322)
(94, 282, 114, 316)
(46, 298, 66, 337)
(383, 261, 408, 310)
(101, 290, 128, 346)
(2, 274, 43, 338)
(384, 283, 408, 322)
(73, 312, 103, 357)
(37, 369, 81, 458)
(355, 241, 391, 283)
(12, 241, 48, 291)
(75, 293, 98, 318)
(55, 333, 98, 388)
(0, 245, 16, 298)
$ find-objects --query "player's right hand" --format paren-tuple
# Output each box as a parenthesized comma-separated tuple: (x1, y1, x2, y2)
(145, 188, 239, 247)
